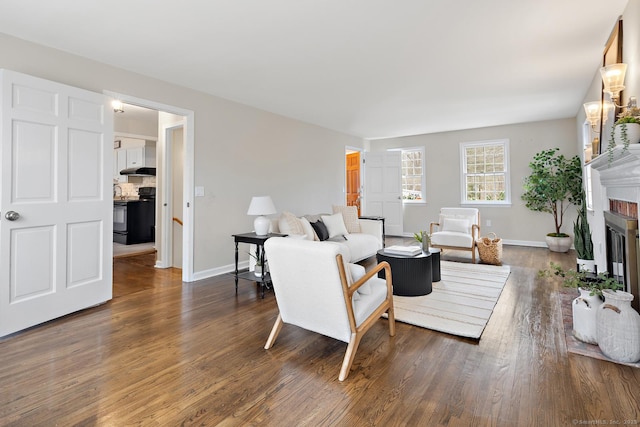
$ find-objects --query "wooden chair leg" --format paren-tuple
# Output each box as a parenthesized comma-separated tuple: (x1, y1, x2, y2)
(264, 314, 284, 350)
(387, 304, 396, 337)
(339, 332, 363, 381)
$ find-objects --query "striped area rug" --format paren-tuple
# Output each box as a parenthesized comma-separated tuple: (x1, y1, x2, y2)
(387, 260, 511, 339)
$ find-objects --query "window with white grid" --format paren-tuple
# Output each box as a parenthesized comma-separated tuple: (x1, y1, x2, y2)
(460, 140, 510, 205)
(400, 147, 425, 202)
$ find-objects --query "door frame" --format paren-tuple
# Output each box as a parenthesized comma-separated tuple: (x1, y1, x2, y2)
(103, 91, 195, 282)
(158, 121, 185, 270)
(345, 146, 364, 212)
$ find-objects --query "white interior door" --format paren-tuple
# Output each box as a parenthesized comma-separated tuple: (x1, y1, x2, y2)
(364, 151, 403, 236)
(0, 69, 113, 337)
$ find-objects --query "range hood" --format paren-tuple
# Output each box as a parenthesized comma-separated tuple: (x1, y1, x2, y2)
(120, 167, 156, 176)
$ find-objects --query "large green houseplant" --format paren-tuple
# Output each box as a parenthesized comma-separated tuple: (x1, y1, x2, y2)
(522, 148, 583, 252)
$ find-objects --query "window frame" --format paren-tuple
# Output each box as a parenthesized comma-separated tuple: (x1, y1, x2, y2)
(459, 139, 511, 206)
(390, 146, 426, 204)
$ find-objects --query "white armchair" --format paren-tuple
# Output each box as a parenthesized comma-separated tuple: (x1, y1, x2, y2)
(429, 208, 480, 263)
(263, 237, 395, 381)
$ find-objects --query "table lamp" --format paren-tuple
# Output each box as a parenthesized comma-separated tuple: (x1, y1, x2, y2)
(247, 196, 277, 236)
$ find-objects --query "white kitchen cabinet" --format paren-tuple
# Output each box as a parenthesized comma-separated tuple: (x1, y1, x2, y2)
(126, 147, 144, 168)
(113, 137, 156, 182)
(114, 149, 128, 182)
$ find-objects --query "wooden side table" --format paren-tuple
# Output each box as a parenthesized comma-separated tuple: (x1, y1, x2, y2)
(232, 232, 287, 298)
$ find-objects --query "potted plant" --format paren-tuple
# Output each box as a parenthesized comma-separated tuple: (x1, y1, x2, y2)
(573, 191, 594, 272)
(539, 262, 622, 344)
(522, 148, 583, 252)
(607, 106, 640, 163)
(248, 251, 266, 277)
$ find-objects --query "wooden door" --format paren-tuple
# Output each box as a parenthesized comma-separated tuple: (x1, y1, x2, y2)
(346, 152, 361, 216)
(364, 151, 403, 236)
(0, 70, 113, 337)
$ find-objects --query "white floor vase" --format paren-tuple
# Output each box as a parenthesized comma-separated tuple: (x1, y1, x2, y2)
(572, 288, 602, 344)
(596, 290, 640, 363)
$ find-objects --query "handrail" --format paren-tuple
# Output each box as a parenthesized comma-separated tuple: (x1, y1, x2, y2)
(172, 217, 183, 226)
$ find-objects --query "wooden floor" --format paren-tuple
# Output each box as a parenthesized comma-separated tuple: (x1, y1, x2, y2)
(1, 239, 639, 426)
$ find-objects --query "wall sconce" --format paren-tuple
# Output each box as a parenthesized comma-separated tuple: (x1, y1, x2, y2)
(600, 63, 637, 110)
(112, 100, 125, 113)
(583, 100, 613, 133)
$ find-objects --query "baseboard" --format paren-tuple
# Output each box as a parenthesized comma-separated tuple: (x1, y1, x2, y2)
(192, 260, 249, 282)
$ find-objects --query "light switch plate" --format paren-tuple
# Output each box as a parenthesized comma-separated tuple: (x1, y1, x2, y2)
(195, 186, 205, 197)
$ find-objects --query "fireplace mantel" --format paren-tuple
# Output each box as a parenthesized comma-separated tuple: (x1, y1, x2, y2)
(590, 145, 640, 187)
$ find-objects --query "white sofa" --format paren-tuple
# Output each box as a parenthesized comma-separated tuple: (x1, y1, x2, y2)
(268, 208, 383, 263)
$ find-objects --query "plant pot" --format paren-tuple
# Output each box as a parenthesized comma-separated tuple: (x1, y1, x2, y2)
(577, 259, 596, 273)
(596, 290, 640, 363)
(613, 123, 640, 146)
(572, 287, 603, 344)
(545, 234, 571, 253)
(254, 265, 263, 277)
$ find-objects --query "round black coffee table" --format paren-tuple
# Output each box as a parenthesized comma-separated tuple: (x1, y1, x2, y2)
(376, 249, 432, 296)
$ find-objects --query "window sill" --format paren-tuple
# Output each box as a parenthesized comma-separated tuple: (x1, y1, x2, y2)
(460, 201, 512, 207)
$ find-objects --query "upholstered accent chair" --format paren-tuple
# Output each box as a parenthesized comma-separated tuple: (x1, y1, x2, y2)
(263, 237, 395, 381)
(429, 208, 480, 263)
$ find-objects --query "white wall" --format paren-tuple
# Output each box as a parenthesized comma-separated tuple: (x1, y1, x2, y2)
(368, 118, 579, 245)
(0, 32, 363, 278)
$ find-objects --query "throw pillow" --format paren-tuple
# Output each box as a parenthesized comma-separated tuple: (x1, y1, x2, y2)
(278, 211, 305, 236)
(299, 217, 316, 241)
(332, 205, 361, 233)
(310, 220, 329, 241)
(347, 263, 372, 295)
(442, 217, 471, 234)
(321, 213, 349, 239)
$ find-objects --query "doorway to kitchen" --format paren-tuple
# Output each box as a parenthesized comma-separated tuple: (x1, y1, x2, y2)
(105, 91, 195, 282)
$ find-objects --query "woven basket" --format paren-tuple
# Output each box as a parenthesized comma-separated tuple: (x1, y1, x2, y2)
(477, 232, 503, 266)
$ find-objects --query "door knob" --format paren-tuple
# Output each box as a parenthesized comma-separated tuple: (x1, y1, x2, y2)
(4, 211, 20, 221)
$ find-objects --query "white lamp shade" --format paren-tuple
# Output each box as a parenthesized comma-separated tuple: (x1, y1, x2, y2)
(247, 196, 277, 236)
(247, 196, 276, 215)
(583, 101, 601, 126)
(600, 63, 627, 98)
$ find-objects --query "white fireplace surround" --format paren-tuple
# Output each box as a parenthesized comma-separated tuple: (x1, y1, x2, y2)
(591, 145, 640, 198)
(589, 146, 640, 268)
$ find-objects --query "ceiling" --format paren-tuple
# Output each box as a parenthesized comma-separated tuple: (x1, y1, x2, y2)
(0, 0, 630, 139)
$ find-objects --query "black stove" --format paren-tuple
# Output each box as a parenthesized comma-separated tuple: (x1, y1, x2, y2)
(138, 186, 156, 200)
(113, 187, 156, 245)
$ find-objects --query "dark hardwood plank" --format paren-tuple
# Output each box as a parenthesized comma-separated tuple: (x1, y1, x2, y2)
(0, 242, 639, 426)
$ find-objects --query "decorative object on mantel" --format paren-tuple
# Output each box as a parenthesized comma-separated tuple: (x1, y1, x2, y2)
(596, 290, 640, 363)
(607, 104, 640, 164)
(522, 148, 583, 252)
(247, 196, 277, 236)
